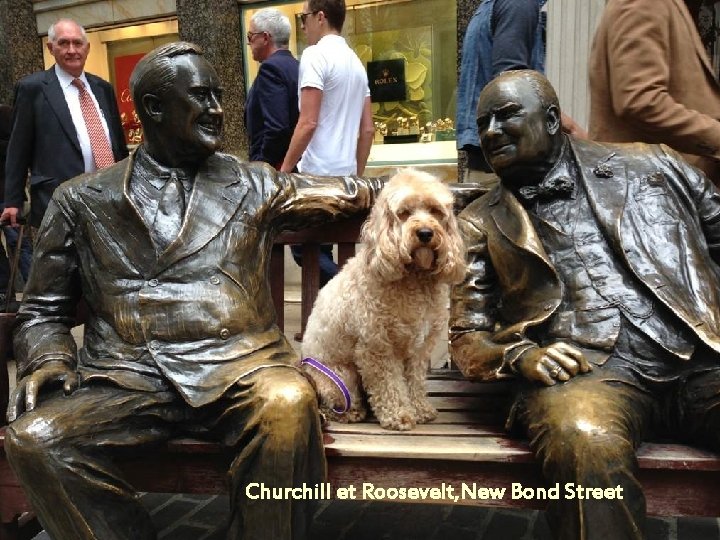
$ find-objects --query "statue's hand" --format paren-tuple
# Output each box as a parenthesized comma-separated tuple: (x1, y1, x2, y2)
(515, 342, 591, 386)
(7, 361, 79, 422)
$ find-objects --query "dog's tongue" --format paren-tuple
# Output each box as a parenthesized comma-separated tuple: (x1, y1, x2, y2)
(413, 247, 435, 270)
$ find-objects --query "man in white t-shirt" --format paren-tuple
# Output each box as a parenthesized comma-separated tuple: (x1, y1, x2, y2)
(281, 0, 373, 176)
(281, 0, 375, 299)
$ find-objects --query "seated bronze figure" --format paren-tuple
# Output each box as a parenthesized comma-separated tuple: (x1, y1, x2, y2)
(4, 42, 383, 540)
(450, 69, 720, 539)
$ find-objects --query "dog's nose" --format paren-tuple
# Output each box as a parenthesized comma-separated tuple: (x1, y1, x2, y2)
(416, 228, 433, 244)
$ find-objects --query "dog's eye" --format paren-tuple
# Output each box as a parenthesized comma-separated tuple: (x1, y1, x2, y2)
(397, 209, 411, 221)
(429, 208, 446, 220)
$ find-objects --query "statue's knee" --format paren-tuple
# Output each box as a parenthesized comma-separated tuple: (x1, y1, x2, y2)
(262, 377, 318, 422)
(535, 416, 634, 468)
(5, 418, 52, 458)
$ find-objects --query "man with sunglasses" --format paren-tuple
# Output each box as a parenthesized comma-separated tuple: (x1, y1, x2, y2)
(281, 0, 375, 292)
(245, 8, 299, 169)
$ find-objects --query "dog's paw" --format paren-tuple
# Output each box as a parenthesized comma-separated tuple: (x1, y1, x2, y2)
(343, 407, 368, 423)
(323, 406, 367, 424)
(413, 401, 438, 424)
(378, 409, 416, 431)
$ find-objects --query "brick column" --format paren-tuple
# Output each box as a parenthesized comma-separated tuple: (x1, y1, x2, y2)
(0, 0, 43, 105)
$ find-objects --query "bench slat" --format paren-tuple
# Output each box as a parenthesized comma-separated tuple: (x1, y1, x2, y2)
(637, 443, 720, 471)
(324, 421, 507, 437)
(324, 411, 505, 425)
(425, 378, 512, 395)
(323, 433, 534, 462)
(428, 395, 510, 411)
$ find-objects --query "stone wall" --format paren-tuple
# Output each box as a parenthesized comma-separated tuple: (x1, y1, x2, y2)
(0, 0, 43, 105)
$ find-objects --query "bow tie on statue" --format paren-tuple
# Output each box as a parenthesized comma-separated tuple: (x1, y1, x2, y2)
(517, 175, 575, 203)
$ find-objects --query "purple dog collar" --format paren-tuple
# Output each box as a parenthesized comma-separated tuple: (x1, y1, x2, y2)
(301, 357, 351, 414)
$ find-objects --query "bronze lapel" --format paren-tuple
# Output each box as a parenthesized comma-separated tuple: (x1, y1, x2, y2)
(155, 155, 249, 271)
(571, 139, 628, 256)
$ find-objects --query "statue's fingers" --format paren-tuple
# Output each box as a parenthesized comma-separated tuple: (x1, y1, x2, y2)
(537, 371, 557, 386)
(25, 378, 39, 413)
(517, 351, 556, 386)
(7, 384, 26, 422)
(574, 351, 592, 373)
(63, 372, 80, 395)
(546, 349, 579, 376)
(536, 358, 559, 386)
(553, 342, 584, 359)
(552, 343, 591, 373)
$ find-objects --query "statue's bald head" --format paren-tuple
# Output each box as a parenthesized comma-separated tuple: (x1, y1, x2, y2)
(482, 69, 560, 115)
(476, 70, 563, 186)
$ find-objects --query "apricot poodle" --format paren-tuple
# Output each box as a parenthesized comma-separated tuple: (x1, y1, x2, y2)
(300, 169, 466, 430)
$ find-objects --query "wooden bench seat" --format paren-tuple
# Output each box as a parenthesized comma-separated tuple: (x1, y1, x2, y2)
(118, 372, 720, 518)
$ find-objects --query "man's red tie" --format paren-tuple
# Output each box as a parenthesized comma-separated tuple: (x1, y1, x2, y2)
(71, 78, 115, 170)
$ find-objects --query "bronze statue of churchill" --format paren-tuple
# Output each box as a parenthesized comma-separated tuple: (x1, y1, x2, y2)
(4, 42, 382, 540)
(451, 70, 720, 539)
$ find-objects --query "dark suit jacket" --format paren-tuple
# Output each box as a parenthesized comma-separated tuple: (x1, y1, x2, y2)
(450, 137, 720, 381)
(245, 50, 299, 167)
(15, 150, 383, 407)
(4, 66, 128, 226)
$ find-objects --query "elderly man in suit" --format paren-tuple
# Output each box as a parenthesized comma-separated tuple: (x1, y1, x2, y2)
(2, 18, 127, 228)
(4, 41, 383, 540)
(589, 0, 720, 185)
(245, 8, 299, 169)
(451, 69, 720, 539)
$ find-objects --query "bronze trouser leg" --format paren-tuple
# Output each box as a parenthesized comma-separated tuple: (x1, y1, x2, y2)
(516, 370, 655, 540)
(5, 385, 179, 540)
(6, 367, 324, 540)
(673, 366, 720, 450)
(204, 367, 326, 540)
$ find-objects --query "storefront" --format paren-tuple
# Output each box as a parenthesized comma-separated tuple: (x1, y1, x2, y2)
(240, 0, 459, 177)
(17, 0, 608, 177)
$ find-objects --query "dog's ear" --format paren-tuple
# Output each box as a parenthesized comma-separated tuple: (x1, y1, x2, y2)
(436, 209, 468, 284)
(361, 196, 406, 282)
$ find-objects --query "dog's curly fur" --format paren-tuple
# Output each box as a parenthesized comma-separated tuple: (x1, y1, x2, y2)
(301, 169, 466, 430)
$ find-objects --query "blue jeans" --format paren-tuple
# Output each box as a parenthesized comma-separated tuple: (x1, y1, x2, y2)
(290, 244, 338, 288)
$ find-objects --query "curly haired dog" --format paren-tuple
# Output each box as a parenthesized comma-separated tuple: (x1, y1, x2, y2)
(300, 169, 466, 430)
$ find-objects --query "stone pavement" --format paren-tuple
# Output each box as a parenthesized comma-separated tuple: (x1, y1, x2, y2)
(31, 495, 720, 539)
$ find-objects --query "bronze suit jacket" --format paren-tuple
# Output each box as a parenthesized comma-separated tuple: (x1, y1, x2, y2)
(15, 149, 383, 407)
(588, 0, 720, 182)
(450, 137, 720, 381)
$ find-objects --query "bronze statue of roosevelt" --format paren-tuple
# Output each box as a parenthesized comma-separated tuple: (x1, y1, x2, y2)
(4, 41, 383, 540)
(450, 69, 720, 539)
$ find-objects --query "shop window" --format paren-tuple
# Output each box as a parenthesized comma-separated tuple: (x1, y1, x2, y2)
(242, 0, 458, 165)
(106, 31, 179, 146)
